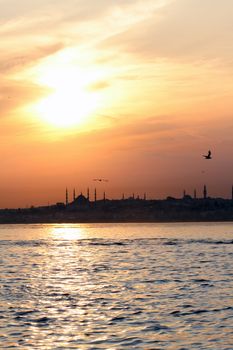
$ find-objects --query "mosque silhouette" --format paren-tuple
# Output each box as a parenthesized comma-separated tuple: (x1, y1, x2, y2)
(64, 184, 232, 206)
(0, 184, 233, 223)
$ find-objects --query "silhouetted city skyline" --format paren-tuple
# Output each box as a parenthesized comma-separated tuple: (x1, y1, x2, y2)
(1, 183, 233, 224)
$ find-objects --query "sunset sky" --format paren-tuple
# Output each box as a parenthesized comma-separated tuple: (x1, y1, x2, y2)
(1, 0, 233, 207)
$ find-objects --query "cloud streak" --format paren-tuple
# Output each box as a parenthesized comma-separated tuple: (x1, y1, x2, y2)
(101, 0, 233, 64)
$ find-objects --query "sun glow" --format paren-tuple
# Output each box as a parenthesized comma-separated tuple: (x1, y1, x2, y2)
(36, 87, 99, 128)
(32, 58, 105, 128)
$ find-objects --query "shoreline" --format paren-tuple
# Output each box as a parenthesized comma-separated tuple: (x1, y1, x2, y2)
(0, 218, 233, 225)
(1, 197, 233, 224)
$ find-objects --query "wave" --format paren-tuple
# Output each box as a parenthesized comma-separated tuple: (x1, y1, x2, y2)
(1, 237, 233, 247)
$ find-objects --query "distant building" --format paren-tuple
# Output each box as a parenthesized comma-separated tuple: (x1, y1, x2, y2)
(183, 194, 192, 201)
(56, 202, 65, 209)
(66, 188, 69, 205)
(166, 196, 176, 201)
(94, 188, 97, 202)
(183, 190, 192, 200)
(203, 185, 207, 199)
(69, 193, 89, 208)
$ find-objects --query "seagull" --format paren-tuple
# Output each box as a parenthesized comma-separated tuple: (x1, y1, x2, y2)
(93, 178, 109, 182)
(203, 150, 212, 159)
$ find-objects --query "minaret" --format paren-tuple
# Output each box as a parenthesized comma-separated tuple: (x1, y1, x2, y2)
(122, 193, 125, 200)
(66, 188, 69, 205)
(87, 188, 90, 201)
(194, 189, 197, 199)
(73, 188, 76, 201)
(103, 192, 106, 201)
(203, 185, 207, 199)
(132, 193, 135, 200)
(94, 188, 97, 202)
(144, 193, 146, 200)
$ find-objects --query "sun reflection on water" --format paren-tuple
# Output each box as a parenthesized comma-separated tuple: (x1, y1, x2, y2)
(48, 225, 88, 240)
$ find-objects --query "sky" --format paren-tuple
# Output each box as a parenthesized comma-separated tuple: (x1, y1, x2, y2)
(0, 0, 233, 207)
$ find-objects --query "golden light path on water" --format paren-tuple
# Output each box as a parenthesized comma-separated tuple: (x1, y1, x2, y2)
(49, 225, 87, 240)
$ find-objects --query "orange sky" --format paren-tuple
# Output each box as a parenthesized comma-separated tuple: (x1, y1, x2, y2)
(1, 0, 233, 208)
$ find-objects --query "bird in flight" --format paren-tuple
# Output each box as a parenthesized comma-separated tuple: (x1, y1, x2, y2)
(93, 178, 109, 182)
(203, 150, 212, 159)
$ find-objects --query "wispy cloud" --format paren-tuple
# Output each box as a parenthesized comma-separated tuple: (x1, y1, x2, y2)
(101, 0, 233, 64)
(87, 80, 110, 91)
(0, 79, 49, 117)
(0, 42, 64, 74)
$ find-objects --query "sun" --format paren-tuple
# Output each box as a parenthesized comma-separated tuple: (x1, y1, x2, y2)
(36, 85, 99, 128)
(32, 60, 103, 128)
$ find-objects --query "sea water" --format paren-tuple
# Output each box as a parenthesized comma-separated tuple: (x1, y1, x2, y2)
(0, 223, 233, 349)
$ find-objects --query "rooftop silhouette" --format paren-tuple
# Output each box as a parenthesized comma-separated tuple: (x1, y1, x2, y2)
(0, 184, 233, 224)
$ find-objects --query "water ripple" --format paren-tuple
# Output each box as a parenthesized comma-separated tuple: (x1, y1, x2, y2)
(0, 223, 233, 349)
